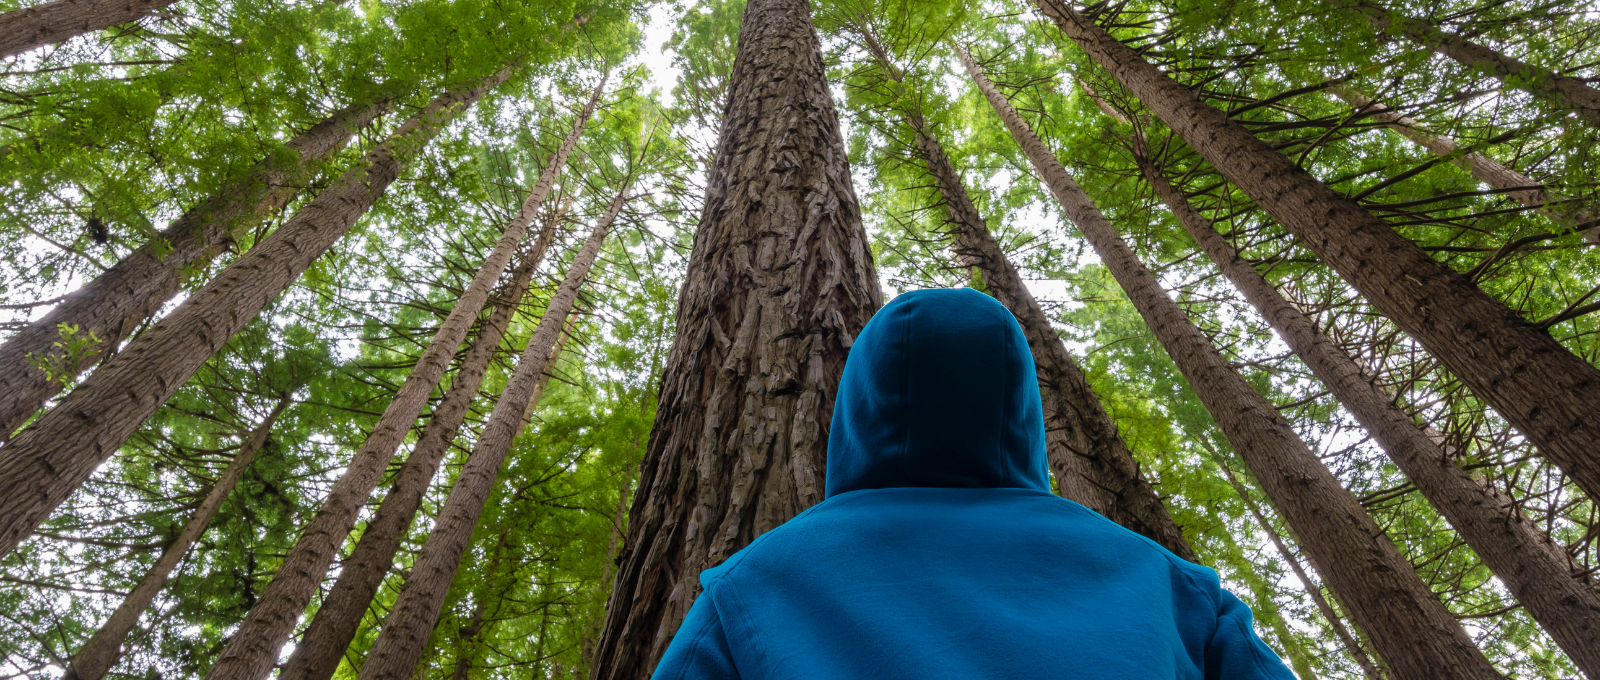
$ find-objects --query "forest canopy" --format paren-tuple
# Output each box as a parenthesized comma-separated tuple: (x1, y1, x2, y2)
(0, 0, 1596, 678)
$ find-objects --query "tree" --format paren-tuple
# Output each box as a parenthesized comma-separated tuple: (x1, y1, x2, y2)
(0, 0, 181, 59)
(588, 0, 882, 675)
(961, 46, 1503, 680)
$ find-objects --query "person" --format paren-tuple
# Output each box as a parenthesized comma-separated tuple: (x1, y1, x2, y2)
(652, 288, 1295, 679)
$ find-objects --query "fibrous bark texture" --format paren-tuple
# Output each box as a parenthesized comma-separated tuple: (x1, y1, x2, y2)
(63, 394, 290, 680)
(1357, 2, 1600, 129)
(355, 185, 630, 680)
(277, 197, 568, 680)
(0, 101, 384, 443)
(0, 69, 512, 566)
(588, 0, 881, 676)
(885, 41, 1193, 561)
(195, 67, 592, 680)
(1331, 85, 1596, 242)
(966, 34, 1503, 678)
(1136, 146, 1600, 677)
(0, 0, 178, 59)
(1038, 0, 1600, 509)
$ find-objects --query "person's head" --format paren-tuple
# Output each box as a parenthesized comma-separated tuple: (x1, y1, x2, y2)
(825, 288, 1050, 499)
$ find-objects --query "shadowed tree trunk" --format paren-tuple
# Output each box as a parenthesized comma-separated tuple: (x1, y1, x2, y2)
(1210, 456, 1385, 680)
(1355, 2, 1600, 129)
(0, 0, 178, 59)
(276, 195, 574, 680)
(0, 67, 518, 566)
(1133, 140, 1600, 676)
(0, 101, 385, 443)
(62, 393, 291, 680)
(1036, 0, 1600, 508)
(355, 183, 632, 680)
(197, 69, 602, 680)
(1330, 85, 1596, 242)
(588, 0, 882, 676)
(860, 33, 1192, 560)
(960, 44, 1503, 680)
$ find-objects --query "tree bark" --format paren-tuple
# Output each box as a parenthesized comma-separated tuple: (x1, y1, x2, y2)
(1330, 85, 1597, 242)
(276, 195, 573, 680)
(588, 0, 881, 676)
(0, 68, 515, 565)
(1037, 0, 1600, 508)
(62, 393, 290, 680)
(865, 37, 1193, 560)
(195, 69, 599, 680)
(0, 0, 178, 59)
(1356, 2, 1600, 129)
(521, 302, 582, 425)
(1211, 457, 1386, 680)
(355, 184, 631, 680)
(0, 101, 384, 443)
(961, 43, 1503, 680)
(1135, 143, 1600, 677)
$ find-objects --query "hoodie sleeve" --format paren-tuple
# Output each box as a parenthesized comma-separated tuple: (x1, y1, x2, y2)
(1205, 589, 1297, 680)
(651, 592, 741, 680)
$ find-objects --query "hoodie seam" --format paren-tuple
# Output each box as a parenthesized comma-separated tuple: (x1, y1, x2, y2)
(715, 581, 770, 679)
(996, 304, 1012, 485)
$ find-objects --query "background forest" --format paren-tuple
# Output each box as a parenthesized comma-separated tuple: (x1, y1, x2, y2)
(0, 0, 1596, 678)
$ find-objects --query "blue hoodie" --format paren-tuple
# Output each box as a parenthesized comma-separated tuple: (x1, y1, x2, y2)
(652, 288, 1295, 680)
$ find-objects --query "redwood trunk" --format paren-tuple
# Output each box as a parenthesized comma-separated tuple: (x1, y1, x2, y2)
(1137, 145, 1600, 676)
(0, 0, 178, 59)
(0, 70, 513, 565)
(1038, 0, 1600, 506)
(1357, 3, 1600, 129)
(355, 185, 631, 680)
(196, 69, 598, 680)
(1330, 85, 1597, 242)
(0, 101, 384, 442)
(589, 0, 881, 676)
(962, 45, 1503, 680)
(276, 198, 569, 680)
(63, 394, 290, 680)
(872, 38, 1192, 560)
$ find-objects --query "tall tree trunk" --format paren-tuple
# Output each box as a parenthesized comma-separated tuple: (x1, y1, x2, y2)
(1210, 456, 1386, 680)
(588, 0, 882, 676)
(1134, 142, 1600, 676)
(62, 393, 291, 680)
(0, 0, 178, 59)
(1329, 85, 1597, 242)
(1355, 2, 1600, 129)
(1036, 0, 1600, 506)
(960, 47, 1503, 680)
(0, 101, 385, 443)
(0, 67, 517, 565)
(355, 183, 632, 680)
(198, 70, 602, 680)
(521, 303, 582, 425)
(277, 194, 573, 680)
(861, 34, 1192, 560)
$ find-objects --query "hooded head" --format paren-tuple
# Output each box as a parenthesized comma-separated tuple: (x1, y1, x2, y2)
(825, 288, 1050, 499)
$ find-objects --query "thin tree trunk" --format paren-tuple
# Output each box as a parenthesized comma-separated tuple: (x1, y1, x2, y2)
(355, 183, 632, 680)
(961, 45, 1502, 680)
(521, 303, 582, 425)
(860, 33, 1192, 560)
(0, 101, 385, 443)
(277, 195, 573, 680)
(1329, 85, 1597, 242)
(1036, 0, 1600, 507)
(1355, 2, 1600, 129)
(0, 0, 177, 59)
(62, 393, 291, 680)
(198, 70, 603, 680)
(1134, 142, 1600, 676)
(589, 1, 882, 676)
(0, 68, 516, 565)
(1211, 458, 1386, 680)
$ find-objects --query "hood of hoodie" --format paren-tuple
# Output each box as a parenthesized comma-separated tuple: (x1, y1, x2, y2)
(824, 287, 1050, 499)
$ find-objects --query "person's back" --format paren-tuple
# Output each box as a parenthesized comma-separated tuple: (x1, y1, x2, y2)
(654, 288, 1294, 680)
